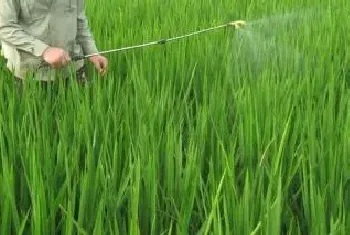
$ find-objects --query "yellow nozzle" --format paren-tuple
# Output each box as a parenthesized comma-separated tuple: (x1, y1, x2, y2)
(228, 20, 247, 29)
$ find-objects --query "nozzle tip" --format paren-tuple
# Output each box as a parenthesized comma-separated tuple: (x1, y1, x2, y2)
(229, 20, 247, 29)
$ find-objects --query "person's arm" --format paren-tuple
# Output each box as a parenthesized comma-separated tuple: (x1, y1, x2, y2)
(76, 0, 99, 56)
(0, 0, 49, 57)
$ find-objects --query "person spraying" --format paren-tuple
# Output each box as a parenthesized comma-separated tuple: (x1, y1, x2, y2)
(0, 0, 108, 83)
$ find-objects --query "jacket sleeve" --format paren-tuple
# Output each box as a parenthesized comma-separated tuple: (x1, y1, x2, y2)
(0, 0, 49, 57)
(76, 0, 99, 55)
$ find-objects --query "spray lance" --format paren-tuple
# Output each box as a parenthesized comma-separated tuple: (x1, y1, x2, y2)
(13, 20, 245, 69)
(70, 20, 247, 61)
(0, 21, 246, 67)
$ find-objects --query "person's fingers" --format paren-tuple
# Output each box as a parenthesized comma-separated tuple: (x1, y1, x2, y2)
(101, 58, 108, 71)
(66, 55, 71, 63)
(53, 59, 61, 68)
(103, 58, 108, 69)
(63, 52, 71, 66)
(104, 59, 108, 75)
(95, 60, 102, 71)
(53, 53, 65, 68)
(100, 59, 106, 70)
(101, 67, 106, 76)
(98, 59, 106, 76)
(104, 62, 108, 74)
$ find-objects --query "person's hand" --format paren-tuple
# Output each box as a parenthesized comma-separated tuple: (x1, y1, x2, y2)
(88, 55, 108, 76)
(41, 47, 71, 68)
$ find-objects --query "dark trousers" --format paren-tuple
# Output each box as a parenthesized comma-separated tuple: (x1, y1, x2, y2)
(14, 65, 89, 94)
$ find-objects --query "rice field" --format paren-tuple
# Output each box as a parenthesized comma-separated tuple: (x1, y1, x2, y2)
(0, 0, 349, 234)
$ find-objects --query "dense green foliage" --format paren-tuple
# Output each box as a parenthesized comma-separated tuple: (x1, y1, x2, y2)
(0, 0, 349, 234)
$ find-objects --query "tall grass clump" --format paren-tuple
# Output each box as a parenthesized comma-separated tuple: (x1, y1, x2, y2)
(0, 0, 349, 234)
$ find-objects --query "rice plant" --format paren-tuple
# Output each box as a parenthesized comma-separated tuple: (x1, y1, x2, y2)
(0, 0, 349, 234)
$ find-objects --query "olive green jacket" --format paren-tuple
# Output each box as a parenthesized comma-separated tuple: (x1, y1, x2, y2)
(0, 0, 99, 80)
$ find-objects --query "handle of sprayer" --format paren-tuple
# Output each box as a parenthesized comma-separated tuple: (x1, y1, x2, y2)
(37, 55, 85, 69)
(72, 55, 85, 61)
